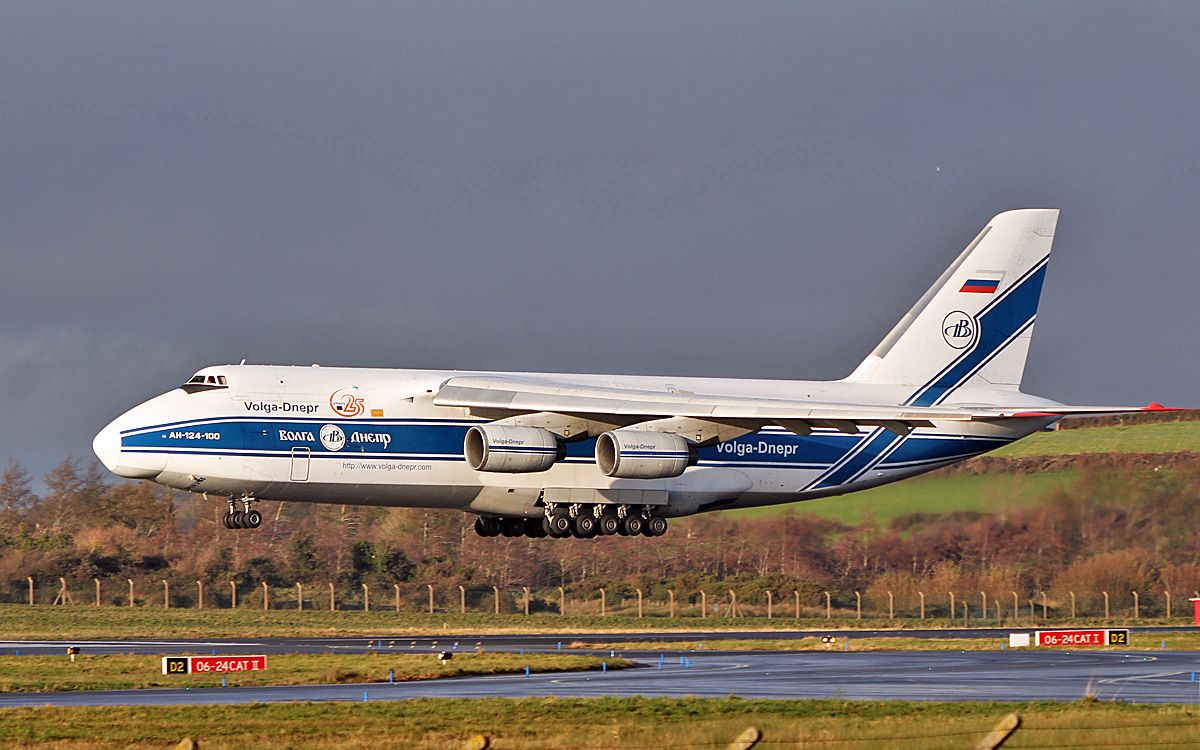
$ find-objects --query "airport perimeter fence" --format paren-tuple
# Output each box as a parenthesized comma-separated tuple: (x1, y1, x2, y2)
(3, 575, 1198, 624)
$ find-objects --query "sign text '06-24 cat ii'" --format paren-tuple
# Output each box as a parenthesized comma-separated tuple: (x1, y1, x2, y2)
(93, 210, 1172, 540)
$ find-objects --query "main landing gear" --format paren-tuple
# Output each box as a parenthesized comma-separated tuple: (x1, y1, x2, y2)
(473, 505, 668, 540)
(223, 497, 262, 529)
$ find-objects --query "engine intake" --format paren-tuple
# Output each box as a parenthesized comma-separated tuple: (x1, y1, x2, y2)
(595, 430, 693, 479)
(465, 425, 562, 473)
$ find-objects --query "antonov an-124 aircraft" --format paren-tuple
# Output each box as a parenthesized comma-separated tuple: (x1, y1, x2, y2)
(94, 209, 1170, 539)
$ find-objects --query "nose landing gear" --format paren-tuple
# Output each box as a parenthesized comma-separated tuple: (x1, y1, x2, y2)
(223, 497, 262, 530)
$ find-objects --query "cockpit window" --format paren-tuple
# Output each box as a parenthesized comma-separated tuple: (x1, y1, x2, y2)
(182, 372, 229, 393)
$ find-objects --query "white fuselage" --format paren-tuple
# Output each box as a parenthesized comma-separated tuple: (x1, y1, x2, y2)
(93, 364, 1056, 519)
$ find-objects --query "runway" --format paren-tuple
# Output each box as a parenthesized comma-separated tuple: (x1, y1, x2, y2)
(4, 649, 1200, 707)
(2, 624, 1200, 705)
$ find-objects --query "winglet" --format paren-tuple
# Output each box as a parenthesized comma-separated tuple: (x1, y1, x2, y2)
(1143, 402, 1175, 411)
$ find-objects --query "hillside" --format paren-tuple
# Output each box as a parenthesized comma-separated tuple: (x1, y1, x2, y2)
(727, 418, 1200, 524)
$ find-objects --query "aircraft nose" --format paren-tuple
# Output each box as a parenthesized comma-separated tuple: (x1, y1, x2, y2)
(92, 422, 121, 474)
(92, 413, 167, 479)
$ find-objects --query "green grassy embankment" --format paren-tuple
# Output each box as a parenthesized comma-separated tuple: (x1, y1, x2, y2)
(0, 698, 1197, 749)
(0, 653, 624, 692)
(727, 420, 1200, 523)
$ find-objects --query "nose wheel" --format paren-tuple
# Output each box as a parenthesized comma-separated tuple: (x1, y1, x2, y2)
(223, 498, 262, 529)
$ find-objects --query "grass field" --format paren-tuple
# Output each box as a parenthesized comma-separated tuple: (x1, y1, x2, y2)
(995, 421, 1200, 457)
(724, 420, 1200, 523)
(1, 604, 1188, 639)
(723, 470, 1074, 524)
(2, 604, 1183, 639)
(0, 697, 1196, 749)
(0, 652, 624, 692)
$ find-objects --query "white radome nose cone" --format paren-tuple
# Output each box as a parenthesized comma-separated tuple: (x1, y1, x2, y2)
(92, 417, 166, 479)
(92, 422, 121, 474)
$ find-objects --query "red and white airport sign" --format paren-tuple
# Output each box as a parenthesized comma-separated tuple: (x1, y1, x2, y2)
(161, 655, 267, 675)
(1035, 629, 1129, 647)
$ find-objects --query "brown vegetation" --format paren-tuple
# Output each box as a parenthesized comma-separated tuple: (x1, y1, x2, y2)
(1, 454, 1198, 617)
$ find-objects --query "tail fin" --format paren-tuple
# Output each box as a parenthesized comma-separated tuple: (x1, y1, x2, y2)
(846, 209, 1058, 405)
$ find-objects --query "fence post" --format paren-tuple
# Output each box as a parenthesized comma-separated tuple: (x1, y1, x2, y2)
(766, 591, 773, 619)
(559, 586, 566, 616)
(27, 576, 33, 606)
(493, 586, 500, 615)
(636, 589, 643, 618)
(1041, 591, 1048, 620)
(428, 584, 435, 615)
(1102, 590, 1110, 619)
(1069, 591, 1075, 619)
(887, 591, 894, 619)
(362, 583, 369, 612)
(1011, 591, 1018, 621)
(962, 600, 968, 624)
(94, 578, 101, 608)
(728, 590, 738, 618)
(1131, 590, 1139, 620)
(948, 592, 955, 621)
(824, 591, 831, 620)
(296, 582, 303, 611)
(600, 588, 607, 617)
(918, 591, 925, 619)
(329, 582, 335, 611)
(668, 589, 675, 619)
(462, 585, 468, 615)
(855, 591, 861, 620)
(262, 581, 269, 611)
(1165, 590, 1172, 620)
(700, 591, 707, 619)
(163, 579, 169, 609)
(197, 581, 204, 610)
(794, 589, 800, 620)
(394, 583, 401, 614)
(523, 586, 530, 616)
(980, 591, 987, 621)
(54, 577, 68, 606)
(229, 581, 236, 609)
(128, 579, 135, 607)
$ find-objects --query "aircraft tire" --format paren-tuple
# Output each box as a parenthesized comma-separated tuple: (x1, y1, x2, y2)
(500, 518, 525, 537)
(524, 518, 546, 538)
(245, 510, 262, 528)
(621, 515, 644, 536)
(230, 511, 246, 529)
(573, 514, 598, 538)
(646, 516, 667, 536)
(222, 512, 234, 529)
(547, 511, 571, 538)
(598, 511, 620, 536)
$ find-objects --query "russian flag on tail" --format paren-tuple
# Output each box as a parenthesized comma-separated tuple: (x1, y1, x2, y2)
(960, 271, 1004, 294)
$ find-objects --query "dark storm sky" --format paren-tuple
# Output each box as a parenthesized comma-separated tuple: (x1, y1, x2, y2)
(2, 2, 1198, 479)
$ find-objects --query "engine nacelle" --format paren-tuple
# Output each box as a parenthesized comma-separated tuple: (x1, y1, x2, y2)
(464, 425, 562, 473)
(595, 430, 693, 479)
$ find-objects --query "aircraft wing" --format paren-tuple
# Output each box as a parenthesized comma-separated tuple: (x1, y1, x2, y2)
(433, 376, 1177, 439)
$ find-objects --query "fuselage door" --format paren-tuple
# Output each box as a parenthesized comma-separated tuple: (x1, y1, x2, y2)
(290, 447, 311, 481)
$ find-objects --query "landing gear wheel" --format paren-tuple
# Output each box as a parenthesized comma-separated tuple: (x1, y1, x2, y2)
(524, 518, 546, 538)
(598, 511, 620, 536)
(500, 518, 525, 537)
(222, 512, 234, 529)
(645, 516, 668, 536)
(245, 510, 262, 529)
(230, 510, 246, 529)
(573, 514, 598, 538)
(475, 516, 502, 537)
(547, 511, 572, 538)
(621, 515, 644, 536)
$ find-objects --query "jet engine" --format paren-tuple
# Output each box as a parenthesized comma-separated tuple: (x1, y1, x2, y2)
(595, 430, 693, 479)
(464, 425, 562, 473)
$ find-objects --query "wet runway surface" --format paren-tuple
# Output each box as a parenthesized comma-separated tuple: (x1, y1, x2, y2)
(4, 629, 1200, 707)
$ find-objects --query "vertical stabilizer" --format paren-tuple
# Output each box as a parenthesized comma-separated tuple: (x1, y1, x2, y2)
(846, 209, 1058, 405)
